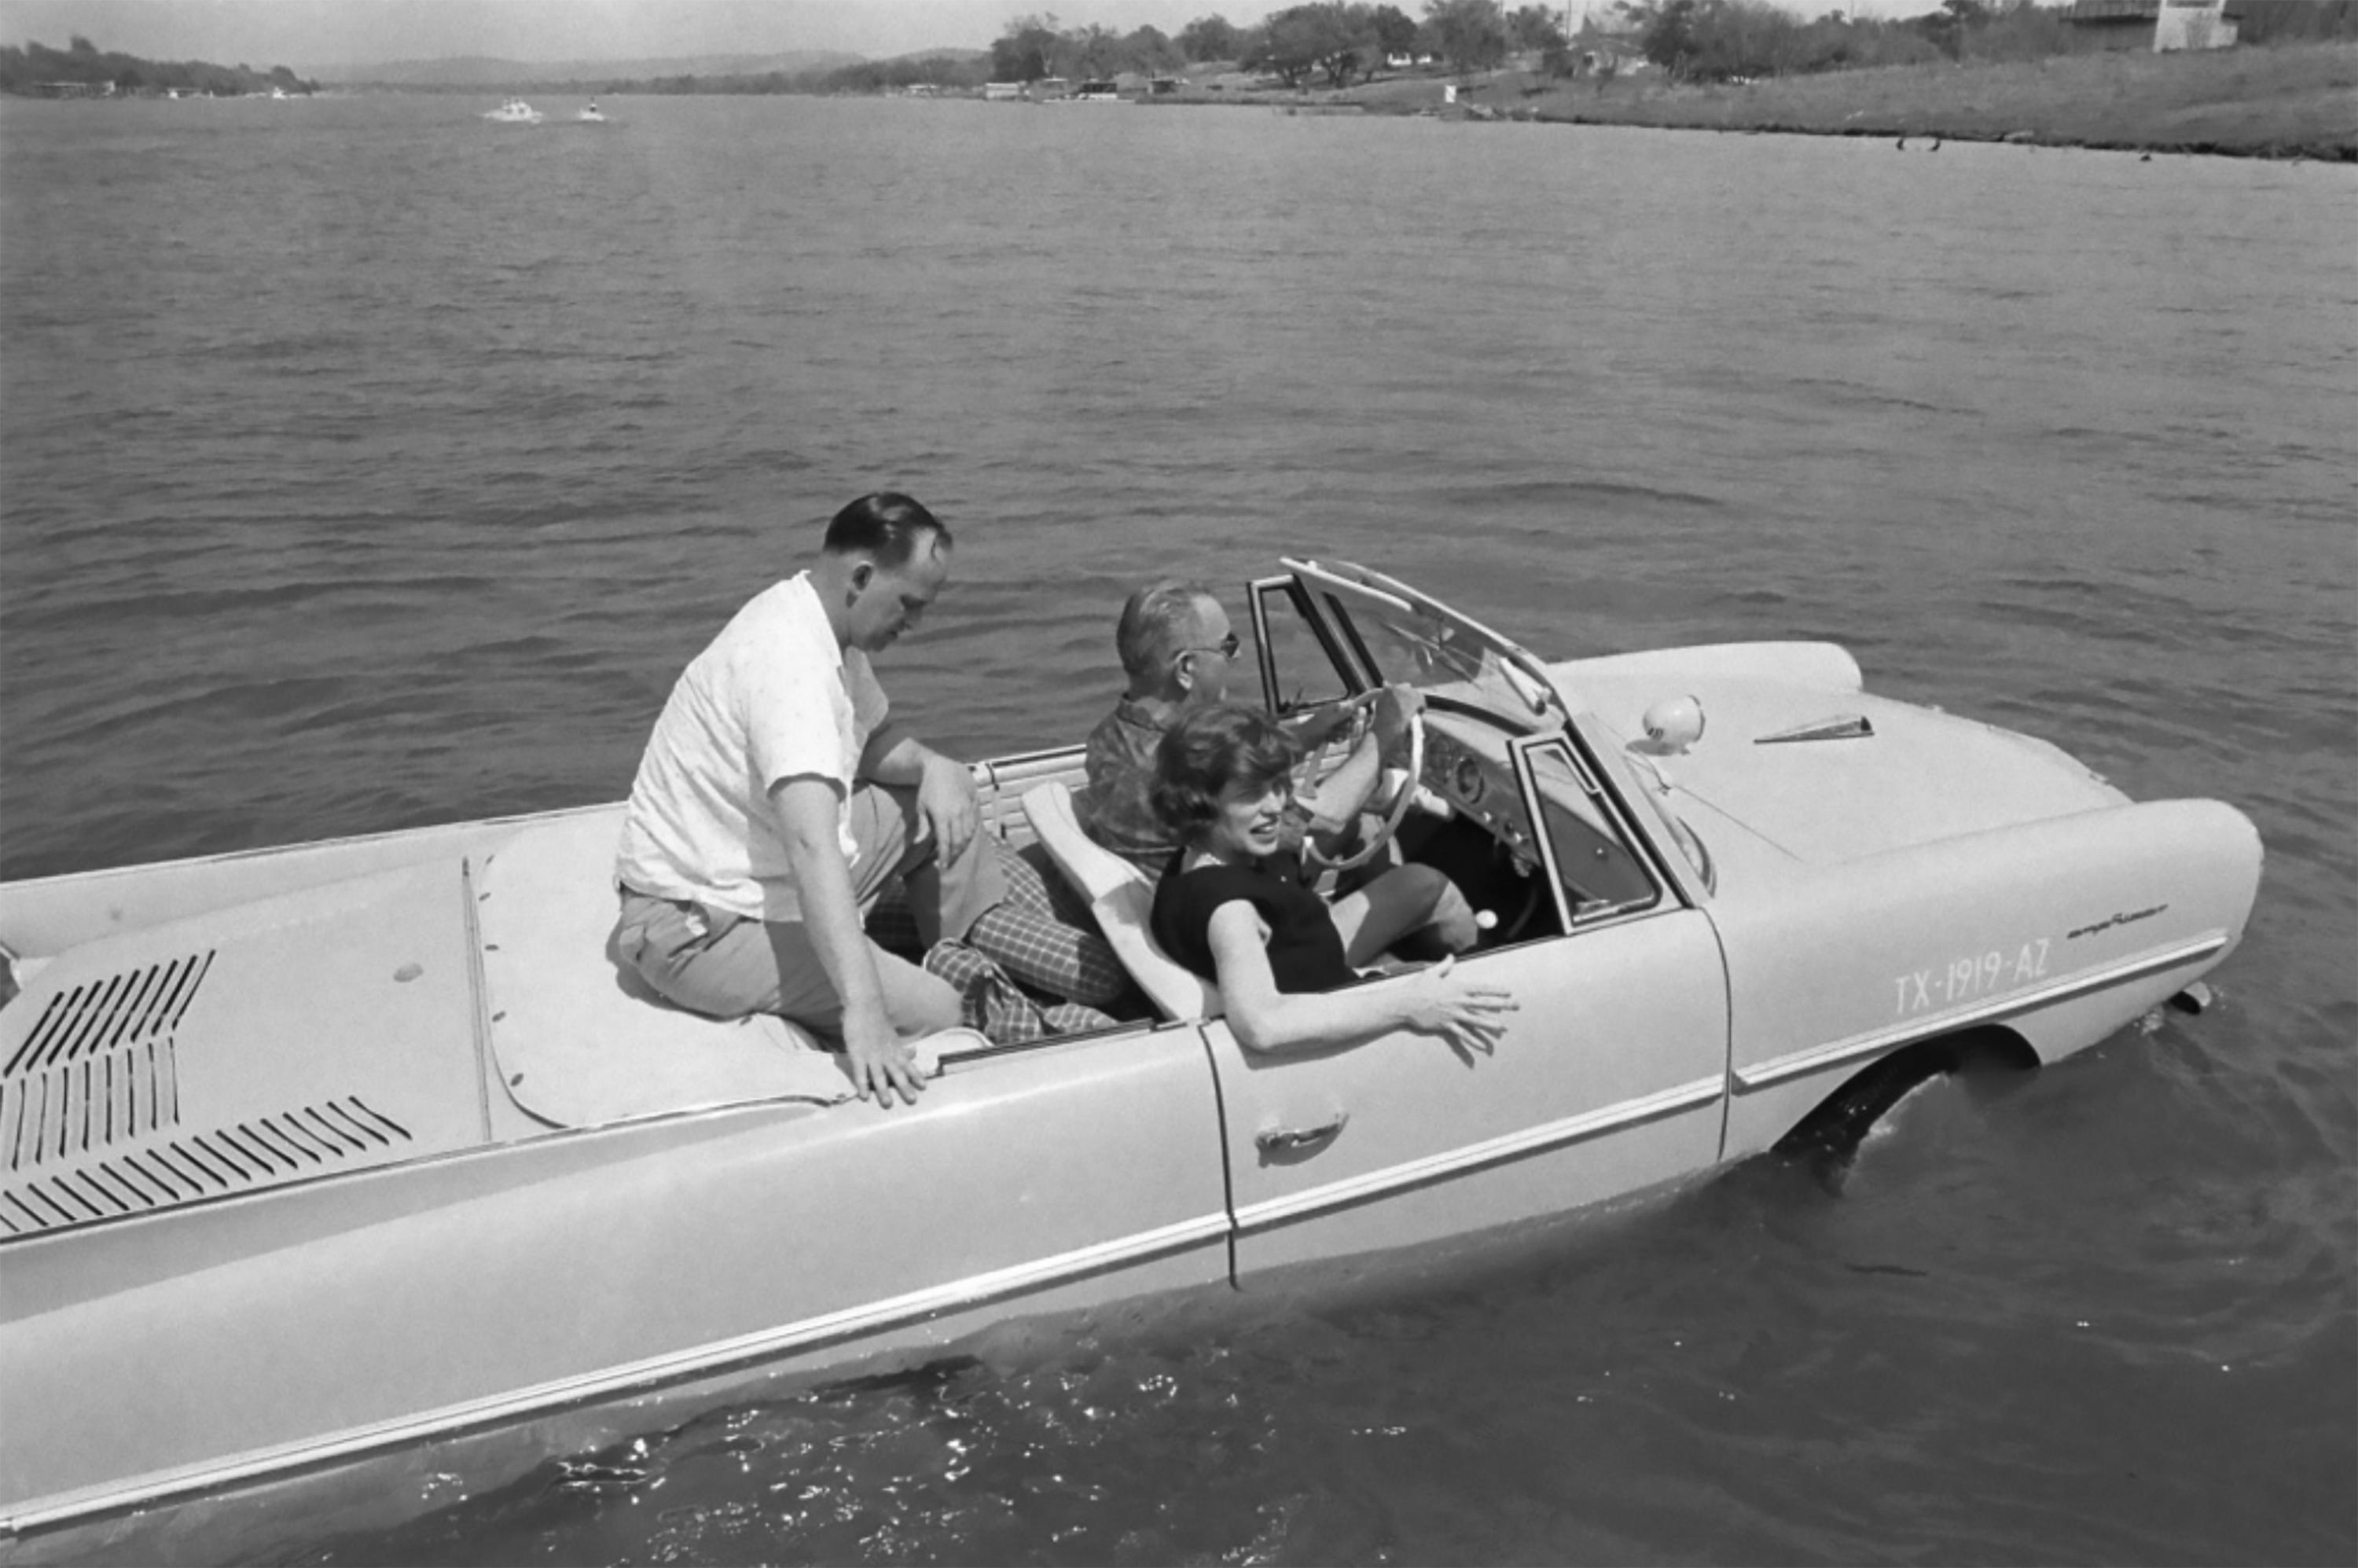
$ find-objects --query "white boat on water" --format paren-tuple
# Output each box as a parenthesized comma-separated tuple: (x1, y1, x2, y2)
(483, 98, 543, 124)
(578, 101, 608, 123)
(0, 556, 2261, 1559)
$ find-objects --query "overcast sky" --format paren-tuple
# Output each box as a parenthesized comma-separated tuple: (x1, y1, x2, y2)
(0, 0, 1936, 70)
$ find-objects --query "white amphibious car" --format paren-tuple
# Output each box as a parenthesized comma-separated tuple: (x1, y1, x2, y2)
(0, 560, 2261, 1546)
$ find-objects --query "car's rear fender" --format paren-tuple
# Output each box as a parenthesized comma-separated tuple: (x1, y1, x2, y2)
(1708, 796, 2262, 1162)
(0, 1025, 1229, 1535)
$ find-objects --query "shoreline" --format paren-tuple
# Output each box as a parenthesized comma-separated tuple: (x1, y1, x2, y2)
(1227, 41, 2357, 163)
(1526, 109, 2350, 162)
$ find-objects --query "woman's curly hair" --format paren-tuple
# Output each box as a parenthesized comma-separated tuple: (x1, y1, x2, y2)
(1151, 704, 1299, 846)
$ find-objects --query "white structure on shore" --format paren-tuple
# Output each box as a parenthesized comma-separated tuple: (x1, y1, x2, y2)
(2061, 0, 2239, 53)
(2154, 0, 2238, 52)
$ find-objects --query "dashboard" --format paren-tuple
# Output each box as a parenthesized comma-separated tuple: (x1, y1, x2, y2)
(1416, 705, 1663, 922)
(1420, 710, 1538, 872)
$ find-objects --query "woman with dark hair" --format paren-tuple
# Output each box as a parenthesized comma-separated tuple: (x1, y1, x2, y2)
(1148, 705, 1515, 1057)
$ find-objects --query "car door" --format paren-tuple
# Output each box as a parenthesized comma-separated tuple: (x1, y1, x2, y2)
(1207, 733, 1732, 1281)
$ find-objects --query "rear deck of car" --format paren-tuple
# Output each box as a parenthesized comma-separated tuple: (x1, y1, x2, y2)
(0, 747, 1111, 1237)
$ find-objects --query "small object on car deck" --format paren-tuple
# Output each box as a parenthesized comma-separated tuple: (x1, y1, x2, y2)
(1641, 695, 1706, 755)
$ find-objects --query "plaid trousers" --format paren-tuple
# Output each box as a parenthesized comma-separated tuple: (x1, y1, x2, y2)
(868, 839, 1141, 1041)
(920, 938, 1118, 1046)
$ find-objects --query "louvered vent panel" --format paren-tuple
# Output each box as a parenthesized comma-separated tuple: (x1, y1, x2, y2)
(4, 950, 211, 1074)
(0, 1096, 414, 1236)
(2, 952, 211, 1167)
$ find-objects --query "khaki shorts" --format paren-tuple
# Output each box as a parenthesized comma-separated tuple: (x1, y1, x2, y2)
(615, 781, 1007, 1034)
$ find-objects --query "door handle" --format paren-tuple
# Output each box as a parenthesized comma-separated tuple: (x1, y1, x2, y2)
(1256, 1111, 1348, 1154)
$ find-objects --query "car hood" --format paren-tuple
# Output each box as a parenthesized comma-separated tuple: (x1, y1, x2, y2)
(1567, 668, 2128, 868)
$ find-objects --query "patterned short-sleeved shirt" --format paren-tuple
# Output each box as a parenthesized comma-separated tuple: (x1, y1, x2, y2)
(1076, 697, 1175, 871)
(1075, 697, 1317, 872)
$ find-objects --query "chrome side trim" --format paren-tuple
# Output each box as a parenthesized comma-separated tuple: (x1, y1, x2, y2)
(0, 1210, 1232, 1534)
(1232, 1075, 1722, 1236)
(1731, 931, 2228, 1092)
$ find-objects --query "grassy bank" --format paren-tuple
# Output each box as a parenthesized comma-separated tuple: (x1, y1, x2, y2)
(1182, 41, 2356, 160)
(1488, 41, 2356, 160)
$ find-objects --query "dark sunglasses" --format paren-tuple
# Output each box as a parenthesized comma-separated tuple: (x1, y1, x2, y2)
(1177, 632, 1242, 664)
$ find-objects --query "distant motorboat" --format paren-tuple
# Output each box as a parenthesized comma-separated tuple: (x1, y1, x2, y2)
(483, 98, 544, 125)
(578, 101, 608, 123)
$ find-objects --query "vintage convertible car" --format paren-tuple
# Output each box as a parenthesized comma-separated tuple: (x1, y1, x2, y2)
(0, 559, 2261, 1552)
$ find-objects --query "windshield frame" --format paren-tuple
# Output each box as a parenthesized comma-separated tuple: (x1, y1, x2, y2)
(1265, 559, 1715, 906)
(1280, 558, 1571, 737)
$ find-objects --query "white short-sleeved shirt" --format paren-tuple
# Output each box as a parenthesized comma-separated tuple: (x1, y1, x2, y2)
(615, 573, 890, 921)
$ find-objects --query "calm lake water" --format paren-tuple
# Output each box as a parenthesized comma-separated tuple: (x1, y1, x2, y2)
(2, 91, 2352, 1566)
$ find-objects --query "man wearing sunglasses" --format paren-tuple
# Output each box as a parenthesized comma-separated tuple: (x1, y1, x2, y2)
(1076, 580, 1412, 872)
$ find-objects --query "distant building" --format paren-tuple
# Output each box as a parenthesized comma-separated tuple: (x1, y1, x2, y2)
(2154, 0, 2240, 49)
(1578, 46, 1649, 75)
(2062, 0, 2242, 52)
(1566, 27, 1652, 75)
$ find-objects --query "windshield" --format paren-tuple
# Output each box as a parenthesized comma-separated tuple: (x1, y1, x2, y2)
(1288, 559, 1567, 733)
(1286, 558, 1715, 895)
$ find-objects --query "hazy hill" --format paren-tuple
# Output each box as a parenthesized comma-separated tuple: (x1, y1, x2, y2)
(325, 51, 861, 86)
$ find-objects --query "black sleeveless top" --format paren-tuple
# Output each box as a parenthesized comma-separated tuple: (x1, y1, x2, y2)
(1151, 850, 1358, 995)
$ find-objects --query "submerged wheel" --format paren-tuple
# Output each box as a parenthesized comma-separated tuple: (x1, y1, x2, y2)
(1773, 1027, 2039, 1167)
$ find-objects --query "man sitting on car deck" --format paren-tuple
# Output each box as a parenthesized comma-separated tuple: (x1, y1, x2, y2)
(611, 492, 1116, 1103)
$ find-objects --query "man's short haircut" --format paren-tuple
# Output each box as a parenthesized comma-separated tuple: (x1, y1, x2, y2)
(1117, 579, 1217, 680)
(1151, 704, 1298, 844)
(823, 492, 949, 567)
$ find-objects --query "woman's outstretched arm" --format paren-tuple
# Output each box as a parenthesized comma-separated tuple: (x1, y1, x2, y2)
(1206, 902, 1515, 1057)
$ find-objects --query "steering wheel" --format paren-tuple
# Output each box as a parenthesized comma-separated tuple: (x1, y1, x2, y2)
(1303, 707, 1425, 874)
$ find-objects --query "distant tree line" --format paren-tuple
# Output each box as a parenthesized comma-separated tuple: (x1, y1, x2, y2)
(1608, 0, 2358, 85)
(564, 3, 1555, 96)
(982, 0, 2356, 93)
(979, 1, 2358, 95)
(986, 4, 1565, 87)
(0, 35, 316, 96)
(141, 0, 2343, 103)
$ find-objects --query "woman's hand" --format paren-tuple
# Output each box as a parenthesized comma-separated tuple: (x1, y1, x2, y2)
(1398, 956, 1516, 1056)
